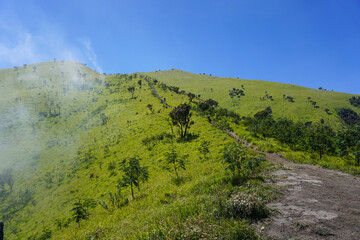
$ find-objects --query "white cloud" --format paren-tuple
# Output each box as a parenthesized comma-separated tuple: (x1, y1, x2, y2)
(78, 38, 103, 73)
(0, 14, 103, 72)
(0, 27, 40, 67)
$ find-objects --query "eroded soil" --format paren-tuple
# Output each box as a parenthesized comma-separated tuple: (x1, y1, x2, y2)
(257, 152, 360, 240)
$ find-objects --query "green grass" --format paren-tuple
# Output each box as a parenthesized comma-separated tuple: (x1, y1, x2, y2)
(2, 62, 358, 239)
(0, 62, 276, 239)
(140, 69, 360, 129)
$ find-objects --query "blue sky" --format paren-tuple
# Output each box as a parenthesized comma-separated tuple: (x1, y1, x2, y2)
(0, 0, 359, 94)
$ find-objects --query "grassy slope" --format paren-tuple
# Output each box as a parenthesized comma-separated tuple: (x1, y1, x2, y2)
(0, 62, 274, 239)
(140, 69, 360, 128)
(140, 69, 360, 175)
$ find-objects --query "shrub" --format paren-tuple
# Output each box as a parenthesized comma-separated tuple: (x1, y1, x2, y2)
(337, 108, 360, 125)
(224, 193, 270, 220)
(349, 96, 360, 107)
(71, 201, 90, 223)
(222, 144, 265, 184)
(198, 140, 210, 159)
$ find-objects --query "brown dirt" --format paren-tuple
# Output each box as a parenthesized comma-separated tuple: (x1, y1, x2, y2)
(258, 152, 360, 240)
(225, 130, 360, 240)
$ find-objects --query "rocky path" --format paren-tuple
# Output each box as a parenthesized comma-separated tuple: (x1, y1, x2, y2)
(259, 152, 360, 240)
(225, 130, 360, 240)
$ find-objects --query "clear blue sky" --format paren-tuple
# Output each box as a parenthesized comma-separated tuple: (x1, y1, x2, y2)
(0, 0, 359, 94)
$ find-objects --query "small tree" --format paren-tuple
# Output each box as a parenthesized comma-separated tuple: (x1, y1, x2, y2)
(147, 104, 154, 114)
(164, 149, 187, 179)
(119, 157, 149, 199)
(222, 144, 265, 184)
(2, 169, 14, 192)
(169, 103, 194, 138)
(306, 124, 335, 159)
(71, 201, 90, 224)
(198, 140, 210, 159)
(337, 123, 360, 165)
(138, 80, 142, 88)
(187, 93, 196, 102)
(127, 86, 136, 98)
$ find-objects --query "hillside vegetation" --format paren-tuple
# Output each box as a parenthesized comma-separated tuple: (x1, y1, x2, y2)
(0, 62, 276, 239)
(0, 62, 359, 239)
(141, 69, 360, 174)
(141, 69, 360, 128)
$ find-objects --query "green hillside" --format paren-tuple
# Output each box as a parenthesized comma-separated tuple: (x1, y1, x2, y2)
(0, 62, 359, 239)
(140, 69, 360, 128)
(0, 62, 274, 239)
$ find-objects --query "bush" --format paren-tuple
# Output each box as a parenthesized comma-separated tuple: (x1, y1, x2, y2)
(222, 144, 265, 184)
(349, 96, 360, 107)
(224, 193, 270, 220)
(141, 217, 260, 240)
(337, 108, 360, 125)
(142, 132, 173, 149)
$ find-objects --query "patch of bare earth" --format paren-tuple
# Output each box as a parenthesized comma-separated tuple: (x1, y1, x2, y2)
(256, 152, 360, 240)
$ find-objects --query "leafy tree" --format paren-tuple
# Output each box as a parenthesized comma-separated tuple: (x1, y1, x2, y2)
(119, 157, 149, 199)
(337, 108, 360, 125)
(205, 98, 218, 107)
(71, 201, 90, 223)
(305, 124, 336, 159)
(229, 88, 245, 98)
(337, 123, 360, 165)
(187, 93, 196, 102)
(286, 96, 295, 102)
(164, 148, 187, 179)
(349, 96, 360, 108)
(198, 140, 210, 159)
(127, 86, 136, 98)
(138, 80, 142, 88)
(169, 103, 194, 138)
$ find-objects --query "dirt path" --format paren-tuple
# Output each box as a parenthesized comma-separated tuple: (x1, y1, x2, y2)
(259, 152, 360, 240)
(225, 130, 360, 240)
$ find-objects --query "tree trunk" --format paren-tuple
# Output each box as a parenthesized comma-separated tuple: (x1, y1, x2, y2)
(0, 221, 3, 240)
(174, 163, 179, 178)
(167, 118, 173, 135)
(130, 183, 134, 199)
(184, 122, 189, 138)
(180, 124, 184, 138)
